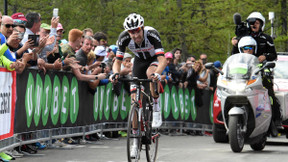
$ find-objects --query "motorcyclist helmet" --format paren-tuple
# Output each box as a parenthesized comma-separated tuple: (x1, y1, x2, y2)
(123, 13, 144, 30)
(246, 12, 265, 32)
(238, 36, 257, 54)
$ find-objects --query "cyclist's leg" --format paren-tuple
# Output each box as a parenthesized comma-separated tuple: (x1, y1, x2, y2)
(147, 63, 162, 128)
(129, 57, 151, 155)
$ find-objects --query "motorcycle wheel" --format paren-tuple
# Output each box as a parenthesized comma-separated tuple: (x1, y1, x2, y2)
(250, 136, 266, 151)
(212, 123, 228, 143)
(228, 115, 245, 152)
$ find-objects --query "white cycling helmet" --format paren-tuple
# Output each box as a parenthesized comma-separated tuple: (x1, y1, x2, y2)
(123, 13, 144, 30)
(247, 12, 265, 31)
(238, 36, 257, 54)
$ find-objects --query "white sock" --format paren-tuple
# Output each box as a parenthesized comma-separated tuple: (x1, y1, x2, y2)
(153, 98, 160, 112)
(133, 138, 138, 146)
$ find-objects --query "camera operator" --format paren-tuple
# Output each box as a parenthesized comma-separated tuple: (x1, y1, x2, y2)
(232, 12, 281, 127)
(232, 12, 277, 62)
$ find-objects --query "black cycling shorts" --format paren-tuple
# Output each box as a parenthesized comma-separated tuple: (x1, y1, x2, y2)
(132, 56, 158, 79)
(131, 56, 158, 93)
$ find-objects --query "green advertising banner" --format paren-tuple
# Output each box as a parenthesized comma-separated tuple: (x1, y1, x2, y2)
(51, 75, 61, 125)
(70, 77, 79, 124)
(42, 75, 52, 126)
(61, 76, 70, 124)
(178, 88, 185, 120)
(190, 89, 197, 121)
(120, 90, 130, 120)
(17, 69, 214, 133)
(171, 86, 180, 120)
(162, 85, 171, 119)
(25, 73, 34, 128)
(34, 74, 43, 127)
(184, 89, 190, 120)
(104, 83, 112, 120)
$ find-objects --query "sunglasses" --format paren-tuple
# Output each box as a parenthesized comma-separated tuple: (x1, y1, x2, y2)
(128, 27, 142, 34)
(243, 46, 254, 50)
(3, 24, 16, 28)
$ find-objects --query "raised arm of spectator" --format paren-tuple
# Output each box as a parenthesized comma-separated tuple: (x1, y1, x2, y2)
(70, 63, 107, 81)
(87, 60, 101, 71)
(16, 39, 34, 58)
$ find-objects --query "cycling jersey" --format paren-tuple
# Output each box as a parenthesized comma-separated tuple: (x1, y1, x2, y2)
(116, 26, 164, 61)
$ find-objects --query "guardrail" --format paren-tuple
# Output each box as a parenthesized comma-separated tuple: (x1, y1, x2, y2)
(0, 68, 213, 152)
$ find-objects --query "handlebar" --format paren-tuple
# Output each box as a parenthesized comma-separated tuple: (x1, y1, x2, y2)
(118, 77, 153, 83)
(214, 67, 224, 75)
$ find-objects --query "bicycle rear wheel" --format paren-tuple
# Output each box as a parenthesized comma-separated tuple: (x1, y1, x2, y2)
(127, 104, 141, 162)
(145, 107, 159, 162)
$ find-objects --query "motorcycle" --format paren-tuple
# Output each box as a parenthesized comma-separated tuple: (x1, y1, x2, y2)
(206, 53, 276, 152)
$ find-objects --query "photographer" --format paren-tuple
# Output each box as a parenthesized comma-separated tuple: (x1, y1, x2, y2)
(232, 12, 277, 62)
(232, 12, 281, 127)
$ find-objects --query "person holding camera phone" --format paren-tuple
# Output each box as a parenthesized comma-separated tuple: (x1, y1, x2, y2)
(38, 16, 59, 62)
(231, 12, 281, 127)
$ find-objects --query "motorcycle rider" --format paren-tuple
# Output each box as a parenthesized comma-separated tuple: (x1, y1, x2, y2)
(237, 35, 282, 128)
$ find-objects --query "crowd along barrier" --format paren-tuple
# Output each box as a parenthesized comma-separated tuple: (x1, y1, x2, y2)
(0, 67, 213, 152)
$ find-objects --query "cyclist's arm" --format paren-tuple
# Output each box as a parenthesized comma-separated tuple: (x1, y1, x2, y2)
(155, 55, 167, 75)
(112, 59, 122, 74)
(113, 31, 129, 74)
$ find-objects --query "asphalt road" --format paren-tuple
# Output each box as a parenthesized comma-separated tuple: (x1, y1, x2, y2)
(15, 134, 288, 162)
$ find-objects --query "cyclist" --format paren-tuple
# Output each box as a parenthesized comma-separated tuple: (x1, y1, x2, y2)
(110, 13, 166, 157)
(237, 35, 282, 128)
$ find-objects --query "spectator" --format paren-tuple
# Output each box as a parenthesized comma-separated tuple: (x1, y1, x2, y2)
(22, 12, 48, 57)
(0, 15, 17, 61)
(75, 36, 93, 66)
(11, 12, 27, 26)
(21, 12, 42, 44)
(38, 17, 59, 62)
(162, 52, 173, 83)
(184, 60, 209, 90)
(93, 31, 108, 47)
(172, 48, 183, 70)
(209, 60, 222, 94)
(11, 13, 34, 61)
(93, 32, 109, 61)
(0, 36, 32, 73)
(178, 56, 196, 88)
(94, 45, 107, 62)
(47, 23, 64, 63)
(1, 16, 14, 38)
(199, 53, 207, 65)
(197, 54, 210, 91)
(61, 29, 83, 58)
(83, 28, 93, 37)
(106, 44, 117, 63)
(0, 15, 33, 71)
(120, 53, 133, 77)
(91, 38, 97, 51)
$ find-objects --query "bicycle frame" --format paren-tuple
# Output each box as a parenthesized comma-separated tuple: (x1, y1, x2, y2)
(120, 77, 159, 162)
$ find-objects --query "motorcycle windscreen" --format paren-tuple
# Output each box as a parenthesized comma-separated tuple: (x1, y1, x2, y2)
(222, 54, 259, 80)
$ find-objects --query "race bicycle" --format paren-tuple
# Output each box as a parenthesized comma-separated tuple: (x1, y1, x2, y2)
(119, 77, 160, 162)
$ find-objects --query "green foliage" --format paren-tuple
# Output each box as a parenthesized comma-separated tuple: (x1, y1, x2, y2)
(3, 0, 286, 63)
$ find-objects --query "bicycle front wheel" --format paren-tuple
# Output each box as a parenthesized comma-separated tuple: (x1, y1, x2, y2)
(127, 104, 141, 162)
(145, 107, 159, 162)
